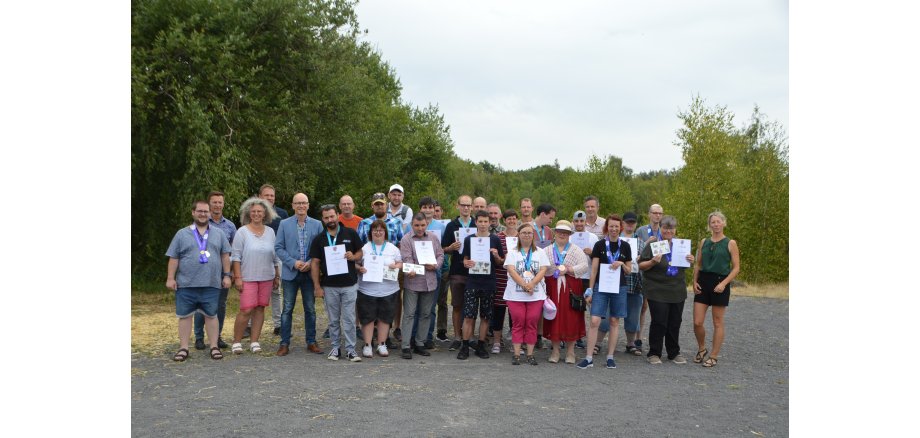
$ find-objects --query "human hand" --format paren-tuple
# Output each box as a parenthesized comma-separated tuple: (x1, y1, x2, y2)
(693, 281, 702, 294)
(166, 279, 177, 291)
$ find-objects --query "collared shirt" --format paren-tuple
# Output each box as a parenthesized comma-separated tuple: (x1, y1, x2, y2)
(490, 224, 506, 235)
(400, 231, 445, 292)
(584, 217, 605, 239)
(357, 214, 405, 245)
(209, 216, 237, 244)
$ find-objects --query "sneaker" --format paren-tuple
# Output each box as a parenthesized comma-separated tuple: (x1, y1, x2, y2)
(376, 344, 389, 357)
(401, 348, 413, 359)
(327, 348, 340, 361)
(217, 338, 229, 349)
(449, 340, 462, 351)
(606, 357, 617, 369)
(671, 354, 687, 364)
(527, 355, 538, 366)
(511, 355, 521, 365)
(491, 343, 501, 354)
(436, 330, 449, 342)
(362, 345, 373, 358)
(648, 355, 662, 365)
(457, 343, 470, 360)
(475, 341, 490, 359)
(323, 328, 330, 339)
(412, 345, 430, 356)
(394, 328, 402, 342)
(575, 339, 586, 349)
(423, 340, 435, 350)
(194, 338, 206, 350)
(346, 350, 362, 362)
(576, 358, 594, 369)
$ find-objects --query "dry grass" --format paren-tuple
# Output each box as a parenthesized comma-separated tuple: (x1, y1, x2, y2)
(731, 282, 788, 299)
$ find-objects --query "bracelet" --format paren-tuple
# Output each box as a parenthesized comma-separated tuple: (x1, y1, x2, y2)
(222, 272, 232, 277)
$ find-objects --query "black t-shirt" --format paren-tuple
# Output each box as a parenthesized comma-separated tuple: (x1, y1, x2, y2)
(442, 216, 475, 276)
(590, 238, 632, 291)
(308, 224, 362, 287)
(461, 233, 505, 291)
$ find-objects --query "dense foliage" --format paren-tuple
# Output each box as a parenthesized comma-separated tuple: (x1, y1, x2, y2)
(132, 1, 788, 283)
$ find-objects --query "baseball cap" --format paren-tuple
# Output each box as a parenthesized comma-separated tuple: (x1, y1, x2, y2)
(623, 212, 638, 222)
(372, 193, 386, 205)
(573, 210, 586, 220)
(389, 184, 404, 193)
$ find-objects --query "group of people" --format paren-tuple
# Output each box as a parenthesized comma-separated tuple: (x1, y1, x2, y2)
(166, 185, 740, 370)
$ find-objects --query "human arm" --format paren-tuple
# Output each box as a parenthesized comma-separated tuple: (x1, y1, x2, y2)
(715, 240, 741, 293)
(166, 258, 179, 290)
(692, 241, 704, 294)
(311, 258, 324, 297)
(586, 257, 600, 302)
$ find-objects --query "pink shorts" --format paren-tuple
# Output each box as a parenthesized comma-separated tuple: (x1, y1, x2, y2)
(239, 280, 273, 310)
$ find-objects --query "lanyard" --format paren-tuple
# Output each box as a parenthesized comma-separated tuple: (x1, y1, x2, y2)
(326, 226, 339, 247)
(552, 242, 569, 278)
(520, 248, 533, 271)
(459, 217, 472, 228)
(191, 225, 209, 264)
(647, 225, 661, 241)
(604, 237, 621, 264)
(371, 241, 385, 256)
(534, 224, 545, 242)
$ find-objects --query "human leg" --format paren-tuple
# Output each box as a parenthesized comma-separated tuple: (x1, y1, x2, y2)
(402, 289, 420, 350)
(340, 285, 359, 352)
(664, 300, 685, 360)
(280, 278, 300, 346)
(710, 305, 727, 358)
(416, 291, 435, 348)
(524, 301, 541, 356)
(693, 302, 709, 352)
(646, 299, 668, 358)
(324, 286, 343, 350)
(271, 284, 282, 329)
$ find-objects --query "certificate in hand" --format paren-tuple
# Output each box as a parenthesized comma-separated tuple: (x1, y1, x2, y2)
(457, 228, 476, 254)
(505, 236, 518, 251)
(570, 232, 591, 250)
(414, 240, 437, 265)
(402, 263, 425, 275)
(619, 237, 638, 270)
(362, 254, 384, 283)
(469, 260, 491, 275)
(650, 240, 671, 257)
(324, 244, 348, 276)
(470, 236, 490, 262)
(598, 263, 621, 293)
(383, 266, 400, 281)
(669, 238, 692, 268)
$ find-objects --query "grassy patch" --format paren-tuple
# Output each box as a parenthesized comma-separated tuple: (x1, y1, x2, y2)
(732, 282, 788, 299)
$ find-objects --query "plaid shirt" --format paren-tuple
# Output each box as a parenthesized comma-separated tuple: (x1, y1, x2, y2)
(357, 214, 405, 245)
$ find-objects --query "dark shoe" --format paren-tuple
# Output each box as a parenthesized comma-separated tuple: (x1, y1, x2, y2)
(449, 340, 462, 351)
(273, 327, 281, 336)
(194, 338, 206, 350)
(307, 343, 323, 354)
(401, 348, 413, 359)
(243, 327, 251, 339)
(457, 343, 470, 360)
(217, 338, 229, 349)
(423, 340, 435, 350)
(527, 355, 538, 366)
(413, 345, 431, 356)
(323, 328, 330, 339)
(512, 355, 521, 365)
(575, 339, 586, 349)
(276, 345, 289, 356)
(436, 330, 448, 342)
(394, 328, 402, 342)
(475, 341, 490, 359)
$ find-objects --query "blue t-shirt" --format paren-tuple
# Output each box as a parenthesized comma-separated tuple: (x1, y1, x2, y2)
(165, 225, 231, 288)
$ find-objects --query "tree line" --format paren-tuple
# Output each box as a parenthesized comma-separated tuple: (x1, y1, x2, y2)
(132, 0, 787, 283)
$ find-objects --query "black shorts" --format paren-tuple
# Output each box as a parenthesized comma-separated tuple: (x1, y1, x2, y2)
(463, 289, 494, 320)
(694, 271, 731, 307)
(356, 291, 399, 325)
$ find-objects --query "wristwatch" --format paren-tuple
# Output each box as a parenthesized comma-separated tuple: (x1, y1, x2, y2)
(222, 272, 232, 278)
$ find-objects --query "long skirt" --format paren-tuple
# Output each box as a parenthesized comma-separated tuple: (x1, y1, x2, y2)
(542, 275, 586, 342)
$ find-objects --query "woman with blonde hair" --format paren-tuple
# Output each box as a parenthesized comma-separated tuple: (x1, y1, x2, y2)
(691, 211, 740, 368)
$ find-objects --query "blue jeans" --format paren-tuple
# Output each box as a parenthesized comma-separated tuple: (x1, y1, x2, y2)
(623, 293, 644, 333)
(281, 273, 317, 346)
(411, 275, 440, 342)
(323, 284, 358, 351)
(194, 287, 228, 340)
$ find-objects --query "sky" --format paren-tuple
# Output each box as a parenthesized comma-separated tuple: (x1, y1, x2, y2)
(354, 0, 789, 173)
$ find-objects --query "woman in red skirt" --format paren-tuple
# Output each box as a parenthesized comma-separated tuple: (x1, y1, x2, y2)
(542, 220, 590, 364)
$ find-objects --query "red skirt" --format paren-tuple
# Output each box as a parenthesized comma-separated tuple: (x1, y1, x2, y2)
(543, 275, 586, 342)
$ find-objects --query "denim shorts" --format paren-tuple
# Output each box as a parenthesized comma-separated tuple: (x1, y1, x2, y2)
(175, 287, 220, 318)
(590, 286, 628, 318)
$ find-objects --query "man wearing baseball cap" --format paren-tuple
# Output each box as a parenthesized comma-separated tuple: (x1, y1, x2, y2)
(388, 184, 413, 225)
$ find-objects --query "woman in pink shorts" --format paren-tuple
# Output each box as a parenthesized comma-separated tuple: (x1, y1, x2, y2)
(230, 197, 281, 354)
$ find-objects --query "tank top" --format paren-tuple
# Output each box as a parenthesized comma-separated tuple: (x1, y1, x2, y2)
(701, 237, 732, 275)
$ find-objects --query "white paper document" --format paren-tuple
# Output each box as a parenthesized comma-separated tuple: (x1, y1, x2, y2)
(457, 228, 476, 253)
(504, 236, 518, 252)
(324, 244, 348, 276)
(669, 238, 692, 268)
(383, 266, 400, 281)
(414, 240, 437, 265)
(402, 263, 425, 275)
(570, 232, 591, 250)
(619, 237, 638, 271)
(470, 236, 491, 262)
(598, 263, 621, 293)
(650, 240, 671, 257)
(362, 254, 384, 283)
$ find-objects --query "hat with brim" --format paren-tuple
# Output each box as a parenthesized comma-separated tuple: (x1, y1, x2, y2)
(553, 220, 574, 233)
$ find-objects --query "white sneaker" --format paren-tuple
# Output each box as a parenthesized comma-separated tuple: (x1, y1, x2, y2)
(377, 344, 389, 357)
(672, 354, 687, 364)
(362, 345, 373, 358)
(327, 347, 339, 361)
(491, 343, 501, 354)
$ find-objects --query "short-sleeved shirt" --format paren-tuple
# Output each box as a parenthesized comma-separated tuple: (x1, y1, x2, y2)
(638, 241, 688, 303)
(357, 214, 405, 245)
(636, 224, 663, 243)
(590, 238, 632, 293)
(309, 224, 362, 287)
(339, 214, 363, 231)
(502, 247, 549, 302)
(461, 233, 505, 290)
(209, 216, 237, 245)
(442, 216, 475, 276)
(584, 217, 606, 239)
(166, 225, 230, 288)
(533, 224, 555, 249)
(231, 226, 280, 282)
(357, 241, 402, 297)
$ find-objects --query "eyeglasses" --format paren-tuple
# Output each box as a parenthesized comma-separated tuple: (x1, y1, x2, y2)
(459, 204, 472, 208)
(194, 210, 210, 214)
(292, 201, 308, 205)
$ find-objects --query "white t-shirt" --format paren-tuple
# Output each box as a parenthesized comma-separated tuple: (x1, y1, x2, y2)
(357, 241, 402, 297)
(502, 248, 550, 302)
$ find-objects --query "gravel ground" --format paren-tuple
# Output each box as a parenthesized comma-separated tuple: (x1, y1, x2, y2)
(131, 295, 788, 437)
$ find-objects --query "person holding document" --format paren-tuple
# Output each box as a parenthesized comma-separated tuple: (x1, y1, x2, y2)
(399, 213, 444, 359)
(356, 220, 403, 358)
(638, 215, 695, 365)
(579, 214, 632, 370)
(310, 205, 364, 362)
(458, 211, 506, 360)
(691, 211, 740, 368)
(503, 223, 550, 366)
(542, 220, 590, 365)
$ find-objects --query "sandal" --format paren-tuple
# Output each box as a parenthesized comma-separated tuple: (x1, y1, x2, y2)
(694, 348, 709, 363)
(703, 357, 718, 367)
(548, 352, 560, 363)
(173, 348, 189, 362)
(210, 347, 223, 360)
(527, 355, 538, 366)
(512, 355, 521, 365)
(231, 342, 243, 354)
(250, 342, 262, 353)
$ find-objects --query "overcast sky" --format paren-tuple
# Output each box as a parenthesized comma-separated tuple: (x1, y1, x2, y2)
(354, 0, 788, 173)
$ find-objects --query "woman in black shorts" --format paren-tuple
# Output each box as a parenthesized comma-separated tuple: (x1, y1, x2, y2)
(691, 211, 740, 368)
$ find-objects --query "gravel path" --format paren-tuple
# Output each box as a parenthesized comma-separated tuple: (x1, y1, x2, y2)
(131, 295, 788, 437)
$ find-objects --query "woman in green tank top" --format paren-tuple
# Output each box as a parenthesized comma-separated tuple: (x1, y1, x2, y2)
(691, 211, 740, 368)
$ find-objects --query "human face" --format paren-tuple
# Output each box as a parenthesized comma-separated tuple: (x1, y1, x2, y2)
(623, 220, 637, 235)
(412, 219, 428, 237)
(193, 202, 210, 226)
(339, 196, 354, 215)
(661, 225, 676, 241)
(208, 195, 224, 218)
(573, 217, 586, 231)
(475, 215, 491, 234)
(708, 215, 725, 235)
(518, 227, 534, 248)
(372, 201, 387, 218)
(504, 215, 518, 230)
(538, 210, 556, 226)
(292, 194, 309, 217)
(259, 188, 276, 206)
(249, 204, 266, 225)
(371, 225, 387, 244)
(321, 209, 339, 229)
(520, 200, 533, 218)
(488, 206, 501, 225)
(472, 197, 487, 213)
(388, 190, 403, 206)
(584, 199, 598, 218)
(554, 229, 571, 245)
(649, 205, 664, 225)
(606, 218, 621, 239)
(420, 203, 435, 219)
(433, 205, 443, 219)
(457, 196, 472, 218)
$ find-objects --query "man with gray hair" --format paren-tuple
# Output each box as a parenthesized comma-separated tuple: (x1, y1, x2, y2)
(487, 203, 506, 235)
(583, 195, 606, 239)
